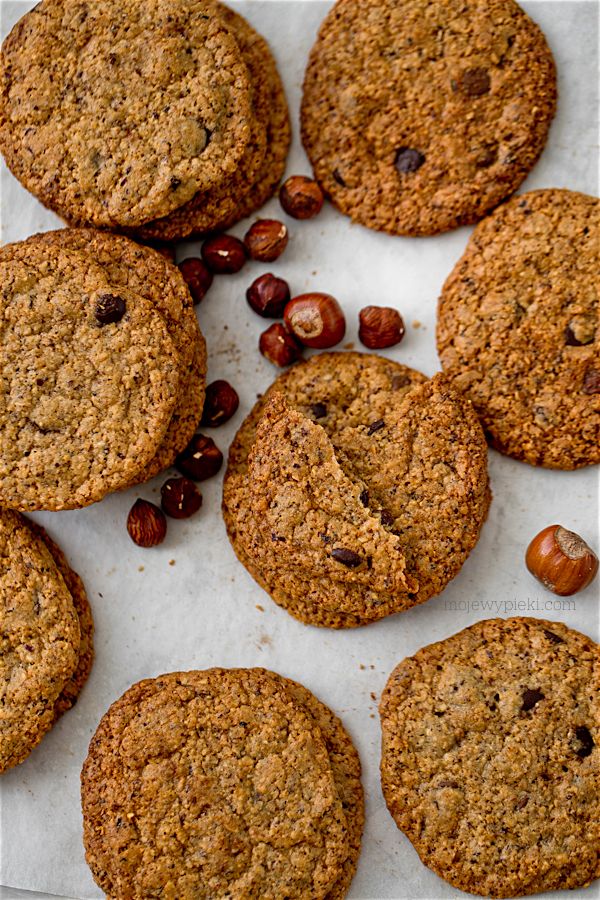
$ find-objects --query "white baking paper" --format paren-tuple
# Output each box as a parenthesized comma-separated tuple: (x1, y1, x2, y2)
(0, 1, 598, 898)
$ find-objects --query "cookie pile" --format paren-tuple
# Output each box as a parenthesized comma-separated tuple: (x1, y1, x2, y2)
(81, 668, 364, 899)
(0, 509, 93, 774)
(0, 229, 206, 510)
(0, 0, 290, 241)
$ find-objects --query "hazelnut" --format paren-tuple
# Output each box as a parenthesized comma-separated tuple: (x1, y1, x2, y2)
(284, 293, 346, 348)
(246, 273, 291, 318)
(160, 477, 203, 519)
(175, 434, 223, 481)
(279, 175, 324, 219)
(359, 305, 405, 349)
(201, 234, 247, 274)
(244, 219, 289, 262)
(259, 323, 303, 367)
(525, 525, 598, 596)
(178, 257, 214, 304)
(201, 379, 240, 427)
(127, 499, 167, 547)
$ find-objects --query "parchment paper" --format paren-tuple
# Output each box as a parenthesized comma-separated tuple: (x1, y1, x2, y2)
(0, 1, 598, 898)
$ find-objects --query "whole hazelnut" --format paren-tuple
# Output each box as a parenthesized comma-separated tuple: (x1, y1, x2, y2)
(244, 219, 289, 262)
(201, 379, 240, 427)
(246, 273, 291, 318)
(284, 293, 346, 348)
(279, 176, 324, 219)
(525, 525, 598, 596)
(176, 434, 223, 481)
(359, 306, 405, 349)
(178, 257, 214, 304)
(201, 234, 247, 274)
(259, 323, 303, 367)
(127, 499, 167, 547)
(160, 477, 203, 519)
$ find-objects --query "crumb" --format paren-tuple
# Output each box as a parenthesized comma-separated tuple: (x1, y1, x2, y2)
(412, 320, 422, 329)
(169, 559, 176, 567)
(343, 341, 355, 350)
(256, 393, 263, 399)
(359, 664, 366, 671)
(256, 604, 265, 612)
(224, 324, 228, 330)
(259, 634, 272, 646)
(370, 713, 375, 719)
(138, 565, 144, 572)
(312, 270, 317, 276)
(370, 665, 375, 670)
(370, 692, 377, 701)
(98, 592, 103, 598)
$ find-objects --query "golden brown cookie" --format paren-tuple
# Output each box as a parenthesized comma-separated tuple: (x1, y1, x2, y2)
(380, 617, 599, 897)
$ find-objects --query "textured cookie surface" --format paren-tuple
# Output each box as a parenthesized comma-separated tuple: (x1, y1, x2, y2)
(0, 509, 80, 774)
(81, 668, 352, 899)
(380, 617, 599, 897)
(223, 353, 490, 627)
(0, 0, 252, 227)
(437, 190, 599, 468)
(301, 0, 556, 235)
(0, 237, 181, 510)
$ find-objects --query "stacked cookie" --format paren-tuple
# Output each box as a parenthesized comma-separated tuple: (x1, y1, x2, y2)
(0, 509, 93, 774)
(0, 229, 206, 510)
(223, 353, 490, 627)
(81, 668, 364, 899)
(0, 0, 290, 240)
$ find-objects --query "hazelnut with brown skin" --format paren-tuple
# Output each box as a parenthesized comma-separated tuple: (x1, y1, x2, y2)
(176, 434, 223, 481)
(526, 525, 598, 596)
(127, 499, 167, 547)
(244, 219, 289, 262)
(246, 273, 291, 318)
(178, 257, 214, 304)
(161, 477, 203, 520)
(259, 323, 303, 367)
(201, 380, 239, 427)
(201, 234, 247, 274)
(359, 306, 405, 349)
(279, 176, 324, 219)
(284, 293, 345, 348)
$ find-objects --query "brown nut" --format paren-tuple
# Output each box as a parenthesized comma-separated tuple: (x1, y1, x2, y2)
(525, 525, 599, 596)
(284, 293, 345, 348)
(246, 273, 291, 318)
(201, 379, 240, 427)
(279, 176, 324, 219)
(160, 477, 203, 520)
(175, 434, 223, 481)
(178, 257, 214, 304)
(259, 323, 303, 367)
(244, 219, 288, 262)
(201, 234, 247, 274)
(127, 499, 167, 547)
(359, 305, 405, 349)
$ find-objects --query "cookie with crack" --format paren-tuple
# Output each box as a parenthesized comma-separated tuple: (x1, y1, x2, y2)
(437, 189, 599, 469)
(380, 617, 599, 897)
(301, 0, 556, 235)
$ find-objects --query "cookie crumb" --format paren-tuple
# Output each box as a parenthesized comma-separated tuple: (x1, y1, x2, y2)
(168, 559, 176, 567)
(256, 604, 265, 612)
(412, 320, 422, 329)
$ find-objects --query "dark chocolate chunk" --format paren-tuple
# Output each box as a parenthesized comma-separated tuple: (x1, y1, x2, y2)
(380, 509, 395, 527)
(95, 294, 126, 326)
(522, 688, 544, 711)
(310, 402, 327, 419)
(359, 489, 369, 507)
(367, 419, 385, 435)
(395, 148, 425, 174)
(462, 67, 491, 97)
(331, 547, 362, 568)
(583, 367, 600, 394)
(574, 725, 594, 757)
(544, 629, 565, 644)
(332, 168, 346, 186)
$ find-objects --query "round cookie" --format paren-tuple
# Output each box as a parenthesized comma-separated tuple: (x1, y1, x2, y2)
(0, 509, 80, 774)
(301, 0, 556, 236)
(0, 0, 252, 228)
(0, 237, 181, 510)
(81, 668, 351, 899)
(223, 352, 490, 627)
(437, 189, 599, 469)
(380, 617, 599, 897)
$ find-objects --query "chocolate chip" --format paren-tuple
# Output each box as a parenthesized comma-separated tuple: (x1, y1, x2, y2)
(438, 780, 460, 789)
(331, 547, 362, 568)
(380, 509, 395, 527)
(544, 629, 565, 644)
(395, 148, 425, 174)
(574, 726, 594, 757)
(475, 144, 497, 168)
(515, 796, 529, 810)
(391, 374, 410, 389)
(565, 325, 582, 346)
(583, 367, 600, 394)
(522, 688, 544, 711)
(95, 294, 126, 325)
(170, 176, 182, 190)
(310, 402, 327, 419)
(462, 67, 491, 97)
(359, 489, 369, 506)
(368, 419, 385, 435)
(332, 168, 346, 187)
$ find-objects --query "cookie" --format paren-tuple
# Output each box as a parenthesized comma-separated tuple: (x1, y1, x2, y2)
(29, 229, 207, 481)
(223, 352, 490, 627)
(81, 668, 357, 899)
(437, 189, 599, 469)
(380, 617, 599, 897)
(0, 509, 80, 774)
(0, 0, 252, 228)
(0, 236, 182, 510)
(301, 0, 556, 236)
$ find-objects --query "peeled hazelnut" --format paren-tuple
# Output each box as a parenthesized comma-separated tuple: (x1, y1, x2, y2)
(178, 257, 214, 304)
(127, 499, 167, 547)
(201, 234, 247, 274)
(176, 434, 223, 481)
(201, 379, 239, 427)
(284, 293, 346, 348)
(359, 306, 405, 349)
(525, 525, 598, 596)
(279, 175, 324, 219)
(259, 323, 303, 367)
(246, 273, 291, 318)
(244, 219, 288, 262)
(161, 477, 202, 519)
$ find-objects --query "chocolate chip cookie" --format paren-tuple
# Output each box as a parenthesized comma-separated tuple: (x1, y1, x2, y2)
(301, 0, 556, 235)
(380, 617, 599, 897)
(437, 189, 599, 468)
